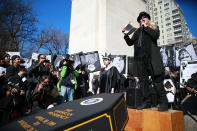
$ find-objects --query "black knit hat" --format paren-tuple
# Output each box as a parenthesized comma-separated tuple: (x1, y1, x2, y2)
(137, 11, 151, 23)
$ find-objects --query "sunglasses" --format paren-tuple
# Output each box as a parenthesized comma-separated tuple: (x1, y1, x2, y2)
(141, 16, 148, 19)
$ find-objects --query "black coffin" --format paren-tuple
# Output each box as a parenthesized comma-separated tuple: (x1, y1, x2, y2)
(0, 93, 128, 131)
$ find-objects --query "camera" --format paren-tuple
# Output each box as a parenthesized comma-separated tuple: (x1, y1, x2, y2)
(8, 81, 26, 96)
(42, 82, 49, 88)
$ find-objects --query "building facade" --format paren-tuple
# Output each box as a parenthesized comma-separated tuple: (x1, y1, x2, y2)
(146, 0, 193, 46)
(69, 0, 146, 56)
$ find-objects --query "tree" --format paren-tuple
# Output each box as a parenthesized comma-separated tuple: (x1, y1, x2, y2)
(32, 27, 69, 55)
(0, 0, 37, 53)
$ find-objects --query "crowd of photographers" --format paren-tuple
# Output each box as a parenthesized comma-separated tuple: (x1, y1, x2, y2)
(0, 53, 92, 126)
(0, 52, 194, 126)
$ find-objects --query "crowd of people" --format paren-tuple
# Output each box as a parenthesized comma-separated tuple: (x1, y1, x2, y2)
(0, 51, 194, 126)
(0, 52, 123, 126)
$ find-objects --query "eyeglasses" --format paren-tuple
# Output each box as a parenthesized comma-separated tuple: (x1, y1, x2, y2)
(40, 57, 46, 59)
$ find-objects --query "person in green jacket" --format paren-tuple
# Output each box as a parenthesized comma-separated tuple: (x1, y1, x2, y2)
(57, 55, 79, 103)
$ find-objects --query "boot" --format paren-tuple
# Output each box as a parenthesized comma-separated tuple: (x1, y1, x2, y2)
(137, 102, 151, 110)
(137, 97, 151, 110)
(154, 82, 168, 111)
(158, 101, 168, 111)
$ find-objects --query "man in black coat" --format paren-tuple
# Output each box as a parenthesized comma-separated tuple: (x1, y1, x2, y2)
(123, 12, 168, 111)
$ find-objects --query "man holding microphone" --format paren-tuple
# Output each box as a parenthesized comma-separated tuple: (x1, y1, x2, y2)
(122, 12, 168, 111)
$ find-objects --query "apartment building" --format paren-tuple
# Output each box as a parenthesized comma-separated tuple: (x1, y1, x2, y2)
(146, 0, 193, 46)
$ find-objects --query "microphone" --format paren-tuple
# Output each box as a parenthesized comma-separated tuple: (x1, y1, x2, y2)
(141, 22, 145, 27)
(140, 22, 145, 30)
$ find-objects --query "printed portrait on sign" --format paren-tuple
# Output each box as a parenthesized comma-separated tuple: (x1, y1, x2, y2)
(160, 45, 175, 68)
(110, 55, 126, 74)
(80, 51, 101, 73)
(20, 58, 32, 69)
(175, 43, 197, 67)
(71, 53, 82, 68)
(53, 55, 64, 69)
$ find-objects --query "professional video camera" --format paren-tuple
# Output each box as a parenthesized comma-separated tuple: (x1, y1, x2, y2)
(59, 55, 74, 68)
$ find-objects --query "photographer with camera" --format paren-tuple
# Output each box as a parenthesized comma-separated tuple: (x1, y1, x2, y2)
(8, 65, 28, 118)
(27, 54, 48, 88)
(57, 54, 79, 103)
(75, 64, 89, 99)
(32, 75, 58, 109)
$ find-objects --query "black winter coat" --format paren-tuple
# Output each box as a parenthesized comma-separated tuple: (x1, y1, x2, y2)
(124, 26, 164, 76)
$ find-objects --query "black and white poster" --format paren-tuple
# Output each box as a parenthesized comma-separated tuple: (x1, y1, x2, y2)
(110, 55, 126, 74)
(80, 51, 101, 73)
(164, 79, 175, 102)
(7, 52, 20, 57)
(21, 58, 32, 69)
(53, 55, 65, 69)
(180, 60, 197, 88)
(71, 52, 82, 69)
(175, 43, 197, 67)
(160, 45, 176, 68)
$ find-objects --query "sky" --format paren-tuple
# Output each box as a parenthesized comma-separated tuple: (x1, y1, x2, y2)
(33, 0, 71, 34)
(33, 0, 197, 37)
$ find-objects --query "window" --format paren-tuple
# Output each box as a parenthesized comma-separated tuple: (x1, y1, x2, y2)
(173, 21, 181, 25)
(158, 1, 162, 4)
(167, 39, 172, 42)
(166, 17, 170, 21)
(172, 10, 178, 14)
(154, 12, 158, 15)
(174, 26, 181, 31)
(154, 8, 157, 11)
(166, 23, 171, 26)
(164, 8, 169, 11)
(167, 33, 172, 37)
(164, 3, 169, 7)
(165, 12, 170, 16)
(167, 28, 171, 31)
(175, 38, 183, 41)
(174, 32, 182, 36)
(155, 17, 158, 20)
(173, 15, 180, 20)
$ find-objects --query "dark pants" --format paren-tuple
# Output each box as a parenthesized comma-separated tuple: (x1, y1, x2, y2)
(139, 61, 167, 105)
